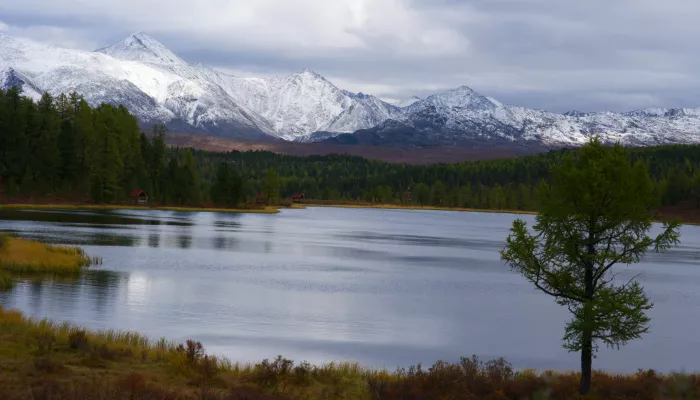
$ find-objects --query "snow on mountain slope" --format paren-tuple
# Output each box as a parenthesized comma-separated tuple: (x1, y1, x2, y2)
(0, 33, 276, 138)
(214, 69, 403, 140)
(96, 32, 187, 67)
(398, 86, 700, 146)
(392, 96, 422, 108)
(3, 31, 700, 146)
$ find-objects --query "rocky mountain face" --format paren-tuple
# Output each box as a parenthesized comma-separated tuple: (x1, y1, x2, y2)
(3, 32, 700, 147)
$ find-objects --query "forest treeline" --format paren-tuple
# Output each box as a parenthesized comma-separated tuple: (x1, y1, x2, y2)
(1, 87, 700, 210)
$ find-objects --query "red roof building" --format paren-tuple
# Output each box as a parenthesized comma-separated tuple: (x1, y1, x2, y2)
(130, 189, 148, 205)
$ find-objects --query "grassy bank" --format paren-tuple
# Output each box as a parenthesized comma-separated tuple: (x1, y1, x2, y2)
(0, 306, 697, 399)
(0, 235, 93, 275)
(305, 201, 539, 216)
(0, 203, 280, 214)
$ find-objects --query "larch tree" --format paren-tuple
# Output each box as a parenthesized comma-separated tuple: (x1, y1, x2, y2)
(500, 139, 681, 395)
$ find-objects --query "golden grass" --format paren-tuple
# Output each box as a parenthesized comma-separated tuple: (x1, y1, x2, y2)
(0, 203, 280, 214)
(0, 305, 699, 399)
(0, 235, 92, 274)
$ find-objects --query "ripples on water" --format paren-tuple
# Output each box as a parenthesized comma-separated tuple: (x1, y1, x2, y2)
(0, 207, 699, 372)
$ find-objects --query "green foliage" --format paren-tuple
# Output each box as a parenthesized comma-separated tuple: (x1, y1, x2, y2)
(211, 163, 245, 207)
(501, 139, 681, 395)
(263, 167, 280, 205)
(2, 87, 700, 212)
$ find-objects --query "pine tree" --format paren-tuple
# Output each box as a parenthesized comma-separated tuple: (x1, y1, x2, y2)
(501, 139, 681, 395)
(263, 167, 279, 205)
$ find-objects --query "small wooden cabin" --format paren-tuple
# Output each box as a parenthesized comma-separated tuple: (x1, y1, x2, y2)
(292, 193, 305, 203)
(130, 189, 148, 205)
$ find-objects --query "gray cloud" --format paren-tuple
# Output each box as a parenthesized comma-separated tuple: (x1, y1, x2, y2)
(1, 0, 699, 112)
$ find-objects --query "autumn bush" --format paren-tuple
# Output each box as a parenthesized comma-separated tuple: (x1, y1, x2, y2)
(1, 305, 700, 399)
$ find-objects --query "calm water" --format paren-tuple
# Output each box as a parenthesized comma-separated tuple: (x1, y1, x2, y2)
(0, 207, 699, 372)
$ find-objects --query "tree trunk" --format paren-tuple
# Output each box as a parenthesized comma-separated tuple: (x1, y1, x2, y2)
(580, 327, 593, 395)
(581, 226, 596, 395)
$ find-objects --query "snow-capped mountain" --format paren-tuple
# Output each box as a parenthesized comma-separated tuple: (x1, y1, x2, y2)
(0, 32, 401, 141)
(3, 31, 700, 147)
(329, 86, 700, 147)
(392, 96, 422, 108)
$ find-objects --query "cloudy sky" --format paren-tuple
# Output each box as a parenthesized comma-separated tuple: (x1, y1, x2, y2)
(1, 0, 699, 112)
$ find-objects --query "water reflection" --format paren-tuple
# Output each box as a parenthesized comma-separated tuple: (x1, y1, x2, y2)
(148, 233, 160, 248)
(0, 209, 191, 227)
(0, 208, 699, 373)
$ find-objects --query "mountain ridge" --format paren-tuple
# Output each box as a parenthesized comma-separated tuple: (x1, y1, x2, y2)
(2, 32, 700, 147)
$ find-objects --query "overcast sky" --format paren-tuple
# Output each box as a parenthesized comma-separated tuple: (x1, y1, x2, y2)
(2, 0, 700, 112)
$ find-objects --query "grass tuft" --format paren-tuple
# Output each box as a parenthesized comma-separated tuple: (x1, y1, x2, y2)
(0, 234, 94, 274)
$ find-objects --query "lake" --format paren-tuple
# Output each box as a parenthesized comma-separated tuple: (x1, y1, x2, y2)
(0, 207, 699, 373)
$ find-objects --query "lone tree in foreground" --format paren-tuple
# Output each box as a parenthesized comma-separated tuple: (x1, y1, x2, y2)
(501, 139, 680, 395)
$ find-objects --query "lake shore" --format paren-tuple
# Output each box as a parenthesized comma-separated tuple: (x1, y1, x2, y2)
(305, 202, 537, 216)
(0, 203, 280, 214)
(3, 201, 699, 225)
(303, 201, 700, 224)
(0, 306, 696, 399)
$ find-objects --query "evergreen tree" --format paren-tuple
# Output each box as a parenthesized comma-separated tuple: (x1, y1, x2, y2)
(430, 180, 447, 206)
(414, 183, 430, 206)
(501, 139, 681, 395)
(263, 167, 279, 205)
(58, 118, 78, 182)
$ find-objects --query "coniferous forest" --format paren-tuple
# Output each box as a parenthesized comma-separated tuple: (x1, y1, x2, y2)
(1, 87, 700, 213)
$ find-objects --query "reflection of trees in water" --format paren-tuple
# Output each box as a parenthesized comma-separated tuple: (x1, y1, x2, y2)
(0, 286, 15, 304)
(86, 270, 126, 316)
(213, 235, 239, 251)
(177, 234, 192, 249)
(261, 215, 276, 254)
(148, 233, 160, 248)
(84, 233, 139, 247)
(0, 210, 193, 230)
(27, 279, 43, 314)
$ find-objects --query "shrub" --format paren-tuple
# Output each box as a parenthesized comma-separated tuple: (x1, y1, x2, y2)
(68, 330, 90, 351)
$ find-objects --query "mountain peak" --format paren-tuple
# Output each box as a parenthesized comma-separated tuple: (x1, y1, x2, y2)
(393, 96, 422, 108)
(96, 32, 187, 66)
(296, 68, 324, 78)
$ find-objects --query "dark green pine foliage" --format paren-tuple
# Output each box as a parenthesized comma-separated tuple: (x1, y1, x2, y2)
(1, 87, 700, 210)
(501, 139, 681, 395)
(211, 163, 245, 207)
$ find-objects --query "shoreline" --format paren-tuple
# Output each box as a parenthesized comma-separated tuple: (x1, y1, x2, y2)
(304, 202, 538, 216)
(1, 202, 698, 225)
(0, 203, 280, 214)
(0, 306, 696, 399)
(302, 202, 700, 225)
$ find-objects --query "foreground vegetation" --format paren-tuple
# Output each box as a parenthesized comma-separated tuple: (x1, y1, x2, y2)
(0, 306, 697, 400)
(0, 234, 93, 275)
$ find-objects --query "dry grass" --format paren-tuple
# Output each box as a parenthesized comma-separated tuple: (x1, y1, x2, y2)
(0, 235, 92, 274)
(0, 306, 699, 399)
